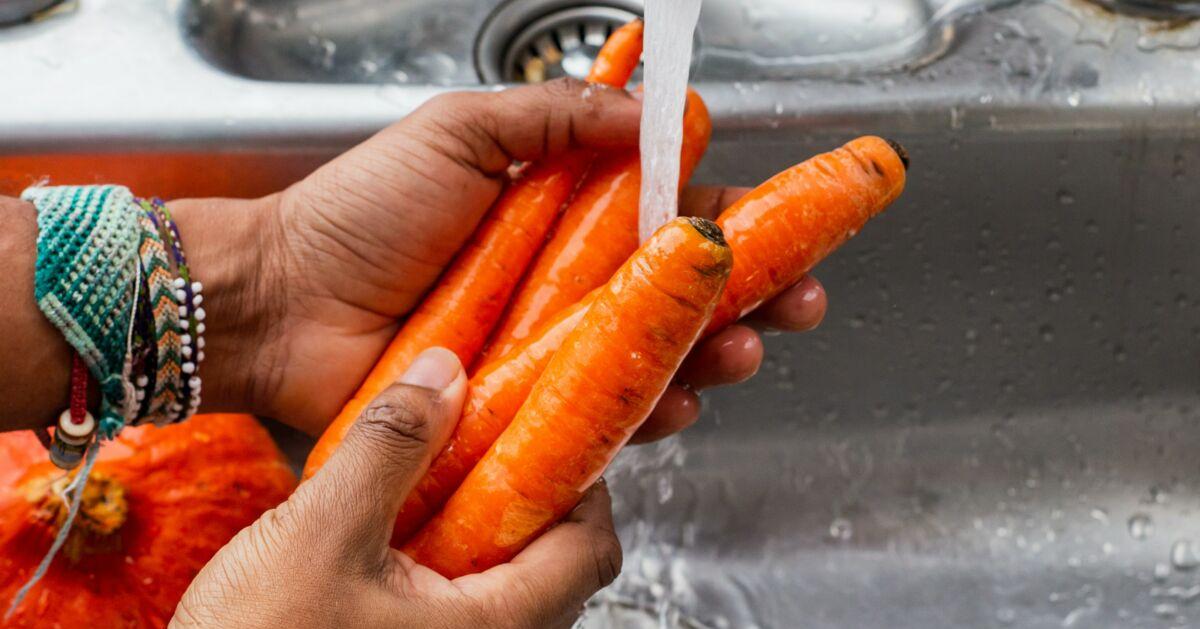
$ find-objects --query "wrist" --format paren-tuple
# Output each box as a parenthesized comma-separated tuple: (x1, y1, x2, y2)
(170, 194, 283, 417)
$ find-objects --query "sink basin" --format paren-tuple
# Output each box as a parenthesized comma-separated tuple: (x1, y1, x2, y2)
(182, 0, 1001, 84)
(4, 0, 1200, 627)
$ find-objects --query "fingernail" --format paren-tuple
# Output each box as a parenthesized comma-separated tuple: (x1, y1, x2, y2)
(400, 347, 461, 390)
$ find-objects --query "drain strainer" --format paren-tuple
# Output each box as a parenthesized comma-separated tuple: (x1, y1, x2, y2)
(476, 0, 644, 84)
(1087, 0, 1200, 17)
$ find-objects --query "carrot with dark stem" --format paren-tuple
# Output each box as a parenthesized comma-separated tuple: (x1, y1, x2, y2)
(403, 217, 733, 577)
(481, 88, 711, 363)
(302, 20, 646, 480)
(387, 136, 908, 542)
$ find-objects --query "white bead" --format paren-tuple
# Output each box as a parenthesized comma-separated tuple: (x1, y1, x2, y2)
(196, 337, 205, 349)
(135, 390, 146, 401)
(197, 351, 205, 362)
(192, 294, 203, 306)
(173, 277, 186, 289)
(171, 402, 183, 412)
(191, 281, 203, 293)
(194, 307, 206, 322)
(178, 305, 188, 318)
(180, 319, 189, 330)
(136, 375, 148, 387)
(189, 377, 201, 388)
(180, 334, 192, 346)
(196, 323, 206, 334)
(175, 289, 187, 302)
(182, 362, 196, 374)
(181, 346, 192, 358)
(57, 409, 95, 440)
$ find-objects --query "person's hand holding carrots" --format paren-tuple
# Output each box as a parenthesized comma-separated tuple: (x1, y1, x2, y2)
(173, 348, 624, 629)
(170, 77, 828, 439)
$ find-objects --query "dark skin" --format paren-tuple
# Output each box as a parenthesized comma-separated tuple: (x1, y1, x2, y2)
(0, 79, 827, 627)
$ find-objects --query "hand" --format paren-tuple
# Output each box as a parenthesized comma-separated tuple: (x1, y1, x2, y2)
(175, 78, 826, 437)
(173, 348, 621, 629)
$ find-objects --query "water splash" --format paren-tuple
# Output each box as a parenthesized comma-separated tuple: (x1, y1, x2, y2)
(638, 0, 702, 242)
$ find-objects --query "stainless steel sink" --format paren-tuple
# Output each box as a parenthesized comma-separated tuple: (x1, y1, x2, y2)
(3, 1, 1200, 627)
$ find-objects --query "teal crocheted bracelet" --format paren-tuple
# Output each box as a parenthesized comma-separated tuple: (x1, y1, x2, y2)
(22, 185, 145, 439)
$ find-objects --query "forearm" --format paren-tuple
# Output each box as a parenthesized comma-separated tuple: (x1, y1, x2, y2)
(0, 194, 276, 431)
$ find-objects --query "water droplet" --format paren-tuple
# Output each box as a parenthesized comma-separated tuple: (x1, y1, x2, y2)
(1128, 514, 1153, 540)
(1154, 602, 1179, 618)
(1154, 562, 1172, 581)
(1089, 507, 1108, 523)
(1039, 324, 1055, 342)
(996, 607, 1016, 624)
(829, 517, 853, 542)
(1170, 539, 1200, 571)
(1057, 190, 1076, 205)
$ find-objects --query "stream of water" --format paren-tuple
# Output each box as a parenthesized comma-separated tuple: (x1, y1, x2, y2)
(637, 0, 703, 243)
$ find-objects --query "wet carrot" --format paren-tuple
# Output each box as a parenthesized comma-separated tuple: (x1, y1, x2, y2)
(387, 136, 908, 540)
(706, 136, 908, 331)
(586, 19, 644, 86)
(302, 21, 646, 481)
(402, 217, 732, 577)
(390, 292, 596, 544)
(481, 88, 711, 363)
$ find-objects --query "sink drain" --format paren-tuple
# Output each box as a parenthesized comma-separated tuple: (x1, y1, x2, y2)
(476, 0, 644, 84)
(1087, 0, 1200, 17)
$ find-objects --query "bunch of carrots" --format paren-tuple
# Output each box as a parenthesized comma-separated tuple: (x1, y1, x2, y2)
(303, 20, 909, 578)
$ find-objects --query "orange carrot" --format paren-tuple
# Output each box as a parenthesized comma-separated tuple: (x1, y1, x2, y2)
(390, 292, 594, 543)
(706, 136, 908, 332)
(403, 217, 732, 577)
(302, 21, 645, 481)
(586, 19, 644, 86)
(481, 88, 712, 363)
(388, 136, 907, 541)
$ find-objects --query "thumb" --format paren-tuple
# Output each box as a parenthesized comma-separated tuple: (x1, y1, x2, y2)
(300, 347, 467, 556)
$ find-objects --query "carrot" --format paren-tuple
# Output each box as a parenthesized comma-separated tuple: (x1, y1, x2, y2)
(481, 88, 712, 363)
(302, 21, 645, 481)
(387, 136, 908, 541)
(402, 217, 732, 577)
(586, 19, 644, 86)
(390, 292, 594, 543)
(706, 136, 908, 332)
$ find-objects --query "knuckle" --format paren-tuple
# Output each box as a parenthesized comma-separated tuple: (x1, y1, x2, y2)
(543, 76, 587, 99)
(589, 529, 624, 588)
(356, 396, 433, 453)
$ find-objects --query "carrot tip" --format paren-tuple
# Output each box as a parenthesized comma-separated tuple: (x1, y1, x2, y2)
(884, 138, 910, 170)
(685, 216, 727, 247)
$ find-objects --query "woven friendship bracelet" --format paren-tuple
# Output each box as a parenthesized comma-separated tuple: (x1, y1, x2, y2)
(143, 197, 205, 423)
(134, 207, 182, 426)
(22, 185, 144, 439)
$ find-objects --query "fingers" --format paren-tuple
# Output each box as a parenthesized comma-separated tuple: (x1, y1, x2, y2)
(632, 276, 827, 444)
(744, 275, 827, 332)
(411, 78, 643, 177)
(679, 185, 752, 220)
(464, 482, 622, 628)
(677, 324, 763, 390)
(301, 347, 468, 554)
(630, 385, 701, 444)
